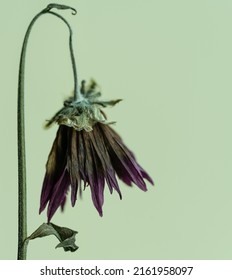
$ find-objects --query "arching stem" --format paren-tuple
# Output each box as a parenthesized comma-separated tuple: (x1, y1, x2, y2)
(48, 11, 83, 101)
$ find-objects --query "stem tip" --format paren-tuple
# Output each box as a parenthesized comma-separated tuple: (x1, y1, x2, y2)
(45, 3, 77, 15)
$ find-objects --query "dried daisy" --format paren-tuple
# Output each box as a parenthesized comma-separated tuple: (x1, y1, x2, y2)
(39, 80, 154, 221)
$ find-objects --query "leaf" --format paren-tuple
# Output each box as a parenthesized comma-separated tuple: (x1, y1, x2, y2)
(25, 223, 78, 252)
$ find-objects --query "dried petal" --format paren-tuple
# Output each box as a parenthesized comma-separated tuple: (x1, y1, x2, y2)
(39, 126, 68, 213)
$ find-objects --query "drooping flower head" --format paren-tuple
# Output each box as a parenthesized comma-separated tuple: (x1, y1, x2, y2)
(39, 80, 154, 221)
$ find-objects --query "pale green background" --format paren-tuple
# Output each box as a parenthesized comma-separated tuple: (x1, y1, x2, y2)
(1, 0, 232, 259)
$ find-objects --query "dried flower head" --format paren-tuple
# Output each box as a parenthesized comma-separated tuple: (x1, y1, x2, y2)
(39, 80, 154, 221)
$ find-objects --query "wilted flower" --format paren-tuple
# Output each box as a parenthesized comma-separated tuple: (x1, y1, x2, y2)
(39, 80, 154, 221)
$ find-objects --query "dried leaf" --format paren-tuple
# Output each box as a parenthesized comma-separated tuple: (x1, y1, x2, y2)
(26, 223, 78, 252)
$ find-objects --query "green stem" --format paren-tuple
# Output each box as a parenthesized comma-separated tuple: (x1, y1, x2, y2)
(17, 3, 77, 260)
(48, 11, 82, 101)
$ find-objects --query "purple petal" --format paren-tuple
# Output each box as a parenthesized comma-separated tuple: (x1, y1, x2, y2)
(60, 196, 67, 212)
(47, 169, 70, 222)
(99, 123, 153, 190)
(89, 125, 122, 198)
(139, 167, 154, 185)
(82, 131, 105, 216)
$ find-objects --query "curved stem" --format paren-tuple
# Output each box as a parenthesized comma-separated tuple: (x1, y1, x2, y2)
(48, 11, 82, 101)
(17, 4, 77, 260)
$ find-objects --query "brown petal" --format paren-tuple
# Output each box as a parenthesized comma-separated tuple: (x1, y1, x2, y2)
(67, 128, 80, 206)
(40, 126, 69, 213)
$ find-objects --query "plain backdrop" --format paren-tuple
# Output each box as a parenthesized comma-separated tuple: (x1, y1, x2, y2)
(1, 0, 232, 259)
